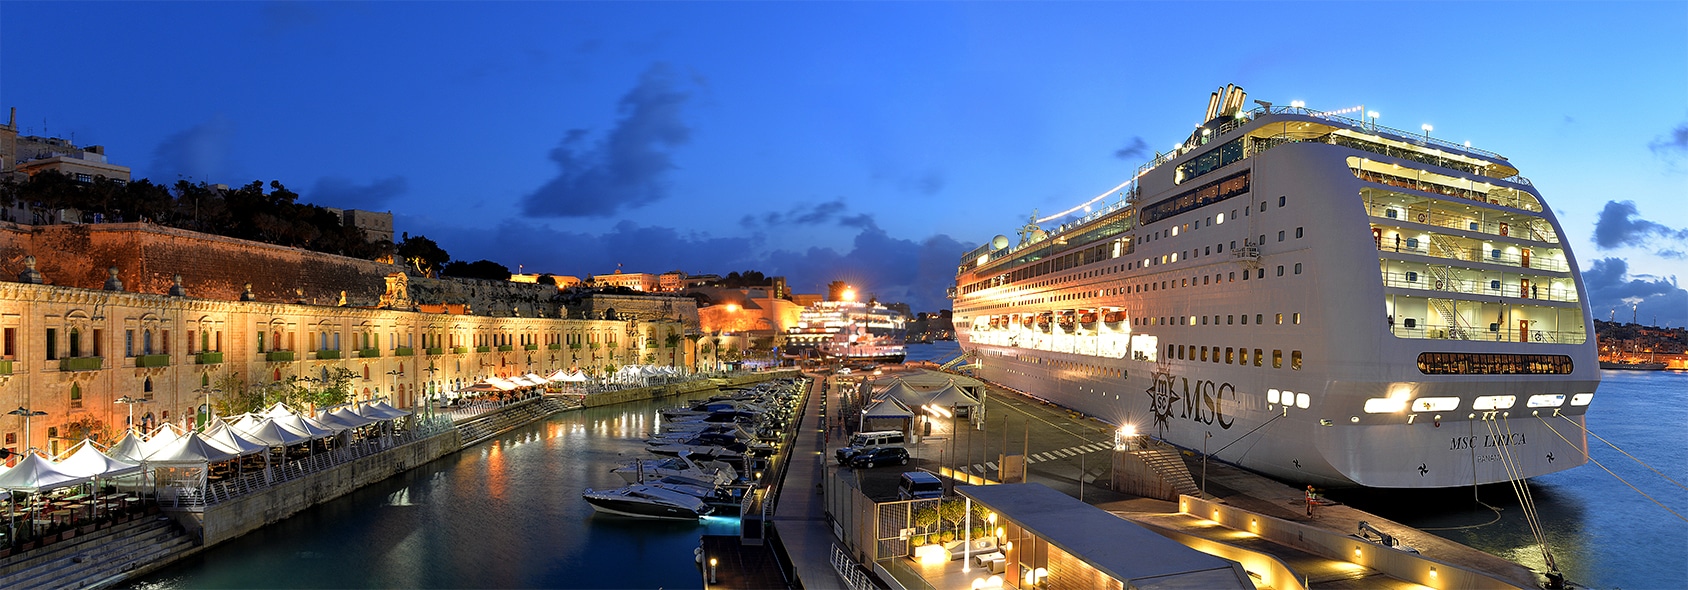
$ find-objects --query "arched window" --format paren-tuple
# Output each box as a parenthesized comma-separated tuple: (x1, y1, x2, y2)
(69, 328, 82, 357)
(273, 331, 282, 351)
(320, 367, 329, 382)
(70, 383, 82, 408)
(143, 330, 154, 355)
(201, 372, 210, 387)
(143, 377, 153, 392)
(363, 365, 371, 380)
(273, 368, 281, 381)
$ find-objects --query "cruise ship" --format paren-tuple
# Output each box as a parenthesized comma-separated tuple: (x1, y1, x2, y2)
(786, 299, 908, 363)
(950, 86, 1600, 488)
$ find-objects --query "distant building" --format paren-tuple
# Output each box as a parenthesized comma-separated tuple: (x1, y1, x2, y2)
(1, 108, 131, 185)
(790, 293, 823, 307)
(511, 273, 582, 289)
(593, 270, 660, 292)
(322, 208, 394, 244)
(658, 270, 687, 292)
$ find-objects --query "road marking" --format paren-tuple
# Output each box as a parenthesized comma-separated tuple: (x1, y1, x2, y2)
(1057, 449, 1076, 457)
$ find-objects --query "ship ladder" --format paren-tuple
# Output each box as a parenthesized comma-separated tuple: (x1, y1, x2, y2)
(938, 350, 977, 372)
(1483, 413, 1563, 587)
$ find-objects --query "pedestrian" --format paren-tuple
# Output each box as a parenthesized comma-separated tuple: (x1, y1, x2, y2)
(1305, 485, 1316, 516)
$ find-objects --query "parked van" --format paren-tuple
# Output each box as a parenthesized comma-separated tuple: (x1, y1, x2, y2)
(898, 471, 944, 500)
(834, 430, 908, 464)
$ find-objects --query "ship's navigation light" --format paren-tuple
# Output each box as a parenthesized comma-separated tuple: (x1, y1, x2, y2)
(1290, 100, 1305, 108)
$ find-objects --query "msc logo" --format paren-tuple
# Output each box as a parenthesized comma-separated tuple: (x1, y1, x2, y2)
(1145, 365, 1236, 436)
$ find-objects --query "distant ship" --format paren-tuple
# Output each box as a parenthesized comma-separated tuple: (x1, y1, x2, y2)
(786, 300, 907, 363)
(950, 85, 1600, 488)
(1598, 359, 1666, 370)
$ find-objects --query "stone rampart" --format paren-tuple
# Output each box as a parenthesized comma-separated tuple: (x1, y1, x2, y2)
(174, 430, 461, 546)
(0, 222, 401, 305)
(580, 370, 799, 408)
(571, 293, 700, 331)
(407, 275, 561, 317)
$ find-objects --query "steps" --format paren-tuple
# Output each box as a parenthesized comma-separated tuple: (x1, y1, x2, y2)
(455, 397, 574, 447)
(1133, 449, 1203, 498)
(0, 516, 195, 590)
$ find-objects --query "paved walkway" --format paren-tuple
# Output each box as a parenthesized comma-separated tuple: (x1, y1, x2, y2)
(769, 372, 847, 589)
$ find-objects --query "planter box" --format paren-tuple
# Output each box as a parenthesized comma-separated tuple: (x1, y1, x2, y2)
(523, 344, 539, 351)
(0, 359, 11, 375)
(359, 348, 380, 358)
(315, 349, 341, 360)
(135, 354, 171, 368)
(394, 347, 415, 356)
(496, 345, 513, 352)
(196, 351, 224, 364)
(427, 347, 444, 355)
(452, 346, 468, 354)
(266, 351, 295, 362)
(59, 357, 102, 371)
(475, 346, 491, 353)
(547, 343, 562, 350)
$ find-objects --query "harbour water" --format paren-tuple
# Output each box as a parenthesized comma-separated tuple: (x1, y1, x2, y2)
(134, 345, 1681, 589)
(133, 395, 740, 589)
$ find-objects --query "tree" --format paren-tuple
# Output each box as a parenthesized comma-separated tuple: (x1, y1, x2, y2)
(441, 259, 511, 281)
(211, 372, 261, 416)
(61, 415, 114, 446)
(537, 274, 556, 285)
(398, 233, 451, 278)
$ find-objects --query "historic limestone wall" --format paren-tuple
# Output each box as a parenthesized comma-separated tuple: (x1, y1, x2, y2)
(570, 293, 700, 331)
(0, 222, 399, 305)
(406, 275, 561, 318)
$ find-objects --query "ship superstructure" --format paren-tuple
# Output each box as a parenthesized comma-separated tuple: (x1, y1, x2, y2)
(786, 300, 908, 363)
(951, 86, 1599, 488)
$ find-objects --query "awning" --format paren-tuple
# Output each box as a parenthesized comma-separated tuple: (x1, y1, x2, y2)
(53, 439, 142, 479)
(236, 418, 312, 447)
(0, 453, 90, 493)
(203, 424, 269, 457)
(145, 432, 238, 466)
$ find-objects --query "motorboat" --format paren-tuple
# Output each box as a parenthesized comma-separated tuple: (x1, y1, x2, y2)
(581, 484, 712, 520)
(646, 475, 742, 509)
(646, 436, 764, 460)
(612, 452, 739, 486)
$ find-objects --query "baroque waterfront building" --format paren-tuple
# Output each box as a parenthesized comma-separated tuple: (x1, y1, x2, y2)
(0, 223, 701, 458)
(951, 86, 1600, 488)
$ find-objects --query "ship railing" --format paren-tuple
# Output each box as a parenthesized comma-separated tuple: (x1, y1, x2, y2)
(1364, 200, 1559, 244)
(1374, 238, 1569, 273)
(1388, 324, 1586, 344)
(1379, 271, 1578, 303)
(1352, 167, 1541, 212)
(1256, 105, 1506, 160)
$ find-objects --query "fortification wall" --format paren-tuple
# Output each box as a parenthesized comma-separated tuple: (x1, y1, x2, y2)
(406, 275, 561, 317)
(572, 293, 700, 330)
(0, 222, 400, 305)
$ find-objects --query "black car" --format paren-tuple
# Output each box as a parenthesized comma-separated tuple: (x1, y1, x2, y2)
(847, 446, 909, 468)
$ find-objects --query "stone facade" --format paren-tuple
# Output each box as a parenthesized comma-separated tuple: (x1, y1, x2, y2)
(568, 293, 701, 331)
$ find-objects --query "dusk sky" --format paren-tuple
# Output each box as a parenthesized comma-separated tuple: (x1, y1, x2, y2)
(3, 2, 1685, 323)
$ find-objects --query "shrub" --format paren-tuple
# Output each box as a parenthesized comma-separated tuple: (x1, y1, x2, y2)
(911, 534, 927, 546)
(940, 530, 956, 543)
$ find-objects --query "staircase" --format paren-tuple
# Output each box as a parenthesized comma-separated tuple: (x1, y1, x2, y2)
(0, 516, 194, 590)
(455, 397, 574, 447)
(1428, 233, 1465, 261)
(937, 351, 976, 372)
(1427, 298, 1471, 340)
(1131, 449, 1203, 499)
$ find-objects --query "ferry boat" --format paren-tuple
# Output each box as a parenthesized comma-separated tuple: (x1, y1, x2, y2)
(785, 299, 908, 363)
(950, 85, 1600, 488)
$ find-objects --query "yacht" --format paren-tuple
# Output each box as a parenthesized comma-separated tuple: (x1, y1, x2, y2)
(581, 484, 712, 520)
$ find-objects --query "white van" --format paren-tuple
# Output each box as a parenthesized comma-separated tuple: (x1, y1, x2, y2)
(835, 430, 907, 464)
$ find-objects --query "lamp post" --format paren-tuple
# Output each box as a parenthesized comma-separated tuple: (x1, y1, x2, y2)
(191, 386, 219, 431)
(386, 369, 403, 409)
(424, 363, 438, 418)
(8, 407, 47, 453)
(114, 396, 150, 433)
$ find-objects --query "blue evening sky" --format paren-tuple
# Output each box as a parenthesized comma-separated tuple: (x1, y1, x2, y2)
(3, 2, 1684, 322)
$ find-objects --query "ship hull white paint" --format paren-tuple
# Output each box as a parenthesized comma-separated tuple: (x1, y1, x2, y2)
(952, 95, 1599, 488)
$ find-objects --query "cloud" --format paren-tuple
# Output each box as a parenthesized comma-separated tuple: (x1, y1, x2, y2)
(1592, 200, 1688, 253)
(1582, 257, 1688, 327)
(1649, 122, 1688, 155)
(1114, 137, 1149, 160)
(871, 167, 946, 197)
(739, 200, 850, 229)
(520, 63, 695, 217)
(307, 176, 407, 210)
(149, 115, 235, 183)
(402, 213, 965, 312)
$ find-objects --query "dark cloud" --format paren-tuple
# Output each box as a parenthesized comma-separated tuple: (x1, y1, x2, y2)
(521, 63, 695, 217)
(1649, 122, 1688, 155)
(902, 170, 945, 196)
(741, 200, 851, 229)
(1114, 137, 1149, 160)
(1593, 200, 1688, 253)
(149, 115, 235, 183)
(401, 213, 964, 313)
(1582, 257, 1688, 327)
(307, 176, 407, 210)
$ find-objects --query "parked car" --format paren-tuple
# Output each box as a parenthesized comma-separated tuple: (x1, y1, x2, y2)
(898, 471, 944, 500)
(834, 430, 908, 464)
(847, 446, 909, 468)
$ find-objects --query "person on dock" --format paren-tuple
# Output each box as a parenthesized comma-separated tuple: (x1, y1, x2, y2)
(1305, 485, 1317, 517)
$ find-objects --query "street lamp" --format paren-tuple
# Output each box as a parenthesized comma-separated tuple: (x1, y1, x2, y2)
(424, 363, 439, 418)
(114, 396, 150, 433)
(192, 386, 220, 430)
(7, 407, 47, 452)
(386, 369, 403, 409)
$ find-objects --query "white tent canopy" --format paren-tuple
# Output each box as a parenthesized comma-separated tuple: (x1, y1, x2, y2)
(203, 424, 269, 457)
(368, 401, 411, 418)
(54, 439, 142, 479)
(0, 453, 91, 493)
(106, 431, 149, 463)
(262, 402, 296, 418)
(146, 432, 238, 466)
(324, 408, 377, 429)
(862, 397, 916, 419)
(238, 418, 312, 447)
(273, 413, 341, 438)
(140, 424, 185, 458)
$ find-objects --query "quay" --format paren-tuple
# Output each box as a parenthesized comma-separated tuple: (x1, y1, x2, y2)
(0, 369, 796, 589)
(708, 365, 1547, 589)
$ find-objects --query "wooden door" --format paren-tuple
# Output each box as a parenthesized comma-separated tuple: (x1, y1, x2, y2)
(1519, 319, 1530, 342)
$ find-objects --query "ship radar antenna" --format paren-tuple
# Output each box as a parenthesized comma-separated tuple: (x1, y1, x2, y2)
(1017, 210, 1044, 246)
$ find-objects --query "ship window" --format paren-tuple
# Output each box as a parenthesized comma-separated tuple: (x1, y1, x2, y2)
(1406, 271, 1419, 282)
(1241, 315, 1248, 324)
(1242, 271, 1248, 281)
(1226, 347, 1234, 363)
(1200, 346, 1208, 361)
(1256, 314, 1263, 324)
(1291, 351, 1302, 370)
(1279, 196, 1286, 207)
(1227, 315, 1234, 325)
(1238, 348, 1248, 364)
(1261, 202, 1267, 212)
(1231, 240, 1237, 250)
(1294, 263, 1302, 275)
(1254, 348, 1263, 367)
(1260, 234, 1266, 245)
(1205, 246, 1211, 256)
(1257, 268, 1265, 279)
(1277, 265, 1284, 277)
(1273, 349, 1283, 368)
(1407, 237, 1420, 249)
(1296, 227, 1304, 238)
(1278, 231, 1285, 242)
(1294, 313, 1301, 324)
(1202, 316, 1208, 325)
(1229, 272, 1235, 282)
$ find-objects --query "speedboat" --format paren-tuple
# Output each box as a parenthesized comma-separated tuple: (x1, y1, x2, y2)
(647, 438, 753, 461)
(612, 452, 739, 486)
(582, 484, 712, 520)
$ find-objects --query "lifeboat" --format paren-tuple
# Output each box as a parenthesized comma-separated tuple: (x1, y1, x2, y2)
(1104, 310, 1127, 324)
